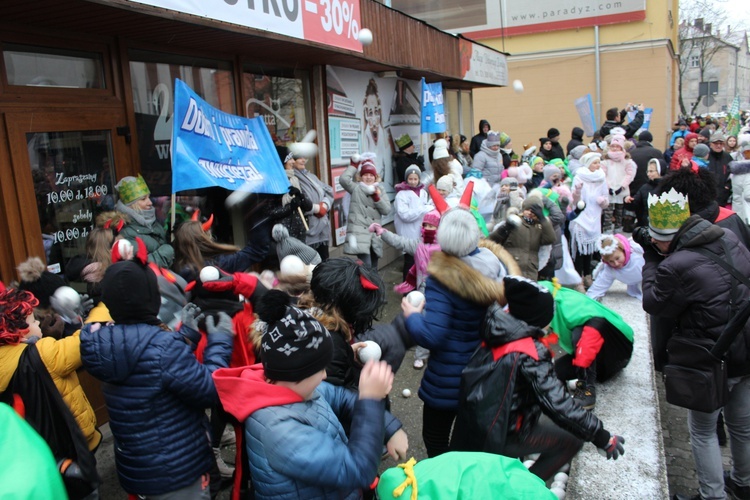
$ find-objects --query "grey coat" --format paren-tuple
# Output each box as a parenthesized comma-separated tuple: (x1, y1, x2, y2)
(339, 166, 392, 257)
(294, 168, 334, 247)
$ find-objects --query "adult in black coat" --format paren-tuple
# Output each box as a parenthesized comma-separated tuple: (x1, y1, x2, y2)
(546, 128, 566, 160)
(707, 133, 733, 205)
(599, 104, 644, 139)
(470, 119, 491, 158)
(566, 127, 584, 155)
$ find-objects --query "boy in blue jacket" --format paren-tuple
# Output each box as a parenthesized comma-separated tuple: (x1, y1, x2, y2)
(213, 289, 408, 500)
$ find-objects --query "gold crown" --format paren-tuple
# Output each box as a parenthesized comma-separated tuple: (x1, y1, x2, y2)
(647, 188, 690, 231)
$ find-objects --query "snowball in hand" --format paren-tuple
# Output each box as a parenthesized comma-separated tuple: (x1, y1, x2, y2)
(199, 266, 221, 283)
(358, 340, 382, 363)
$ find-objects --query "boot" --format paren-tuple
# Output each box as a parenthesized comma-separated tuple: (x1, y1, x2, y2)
(213, 447, 235, 479)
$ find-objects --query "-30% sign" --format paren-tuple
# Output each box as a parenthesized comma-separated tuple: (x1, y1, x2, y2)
(303, 0, 363, 51)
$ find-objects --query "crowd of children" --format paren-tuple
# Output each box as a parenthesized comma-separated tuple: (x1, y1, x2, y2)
(2, 113, 749, 499)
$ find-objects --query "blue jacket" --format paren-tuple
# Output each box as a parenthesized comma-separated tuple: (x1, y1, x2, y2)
(405, 249, 508, 411)
(212, 365, 402, 500)
(79, 323, 232, 495)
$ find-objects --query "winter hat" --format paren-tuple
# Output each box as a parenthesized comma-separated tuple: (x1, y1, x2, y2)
(277, 145, 293, 165)
(0, 283, 39, 345)
(648, 188, 690, 242)
(101, 260, 161, 325)
(272, 224, 322, 266)
(485, 132, 500, 147)
(423, 209, 442, 227)
(580, 152, 602, 170)
(433, 139, 450, 159)
(539, 137, 552, 147)
(115, 174, 150, 205)
(436, 174, 454, 193)
(710, 132, 726, 143)
(692, 143, 710, 159)
(500, 177, 519, 191)
(543, 164, 561, 182)
(638, 131, 653, 143)
(609, 127, 627, 137)
(359, 156, 378, 177)
(569, 145, 587, 160)
(499, 132, 512, 148)
(547, 128, 560, 140)
(404, 165, 421, 180)
(256, 290, 332, 382)
(609, 135, 626, 149)
(437, 208, 479, 257)
(16, 257, 66, 309)
(503, 276, 555, 328)
(699, 128, 712, 141)
(396, 134, 414, 151)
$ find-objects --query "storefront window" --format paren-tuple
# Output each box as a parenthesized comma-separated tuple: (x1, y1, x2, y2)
(3, 43, 105, 88)
(129, 51, 236, 199)
(243, 68, 310, 147)
(27, 131, 115, 279)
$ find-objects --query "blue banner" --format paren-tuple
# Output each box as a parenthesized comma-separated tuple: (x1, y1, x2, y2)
(574, 94, 597, 137)
(171, 79, 289, 194)
(420, 78, 446, 134)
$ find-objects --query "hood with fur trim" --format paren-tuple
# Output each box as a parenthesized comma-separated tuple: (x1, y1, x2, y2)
(730, 160, 750, 175)
(426, 239, 520, 307)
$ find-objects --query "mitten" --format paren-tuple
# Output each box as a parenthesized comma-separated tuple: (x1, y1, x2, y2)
(206, 311, 234, 336)
(315, 202, 328, 218)
(559, 196, 570, 212)
(40, 313, 64, 340)
(608, 188, 614, 196)
(350, 153, 361, 168)
(597, 196, 609, 207)
(371, 188, 381, 202)
(368, 223, 385, 236)
(615, 187, 623, 195)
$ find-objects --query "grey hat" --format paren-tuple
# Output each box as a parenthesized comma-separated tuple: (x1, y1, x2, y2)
(710, 132, 726, 143)
(693, 143, 710, 159)
(272, 224, 322, 266)
(437, 209, 479, 257)
(404, 165, 421, 180)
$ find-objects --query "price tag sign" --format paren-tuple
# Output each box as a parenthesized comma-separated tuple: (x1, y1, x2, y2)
(302, 0, 363, 53)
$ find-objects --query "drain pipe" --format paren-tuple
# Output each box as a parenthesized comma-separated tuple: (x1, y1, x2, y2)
(595, 25, 602, 126)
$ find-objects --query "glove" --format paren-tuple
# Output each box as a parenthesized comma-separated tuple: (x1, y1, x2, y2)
(372, 188, 381, 202)
(350, 154, 361, 168)
(288, 186, 302, 198)
(315, 202, 328, 218)
(632, 226, 651, 248)
(608, 188, 614, 196)
(40, 313, 64, 340)
(79, 294, 94, 316)
(368, 223, 385, 236)
(206, 311, 235, 336)
(559, 196, 570, 212)
(181, 303, 204, 332)
(530, 204, 545, 221)
(598, 435, 625, 460)
(615, 187, 623, 196)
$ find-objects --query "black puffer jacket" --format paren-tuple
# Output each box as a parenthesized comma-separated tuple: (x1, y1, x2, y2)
(642, 215, 750, 377)
(695, 201, 750, 249)
(453, 305, 607, 454)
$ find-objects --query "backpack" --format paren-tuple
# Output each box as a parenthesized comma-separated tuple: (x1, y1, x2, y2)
(0, 343, 100, 499)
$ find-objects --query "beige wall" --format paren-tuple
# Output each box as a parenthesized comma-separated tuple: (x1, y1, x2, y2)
(473, 46, 675, 151)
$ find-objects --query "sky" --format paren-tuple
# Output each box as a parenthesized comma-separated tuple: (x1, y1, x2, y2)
(712, 0, 750, 31)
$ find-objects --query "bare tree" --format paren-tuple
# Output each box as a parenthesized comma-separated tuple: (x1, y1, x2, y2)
(678, 0, 742, 116)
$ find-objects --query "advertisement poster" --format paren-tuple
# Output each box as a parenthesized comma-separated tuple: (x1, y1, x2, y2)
(326, 66, 422, 243)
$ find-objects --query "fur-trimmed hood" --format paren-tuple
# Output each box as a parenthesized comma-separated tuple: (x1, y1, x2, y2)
(427, 239, 520, 307)
(730, 160, 750, 175)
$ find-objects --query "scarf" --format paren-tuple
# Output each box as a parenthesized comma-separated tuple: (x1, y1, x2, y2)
(479, 142, 499, 158)
(421, 227, 437, 244)
(607, 150, 625, 162)
(395, 181, 423, 195)
(570, 168, 606, 257)
(116, 200, 156, 227)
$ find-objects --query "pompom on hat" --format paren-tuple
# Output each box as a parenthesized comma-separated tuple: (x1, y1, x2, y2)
(433, 139, 450, 160)
(272, 224, 322, 266)
(580, 152, 602, 170)
(115, 174, 150, 205)
(648, 188, 690, 242)
(359, 156, 378, 177)
(396, 134, 414, 151)
(256, 289, 333, 382)
(16, 257, 66, 309)
(503, 276, 555, 328)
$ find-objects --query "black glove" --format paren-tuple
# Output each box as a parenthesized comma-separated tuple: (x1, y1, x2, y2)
(288, 186, 302, 198)
(530, 204, 545, 221)
(614, 187, 623, 196)
(632, 226, 651, 248)
(206, 311, 234, 336)
(598, 435, 625, 460)
(609, 188, 614, 196)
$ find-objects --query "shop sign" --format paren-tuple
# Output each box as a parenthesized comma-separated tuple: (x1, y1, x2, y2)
(122, 0, 363, 52)
(171, 79, 289, 194)
(459, 40, 508, 87)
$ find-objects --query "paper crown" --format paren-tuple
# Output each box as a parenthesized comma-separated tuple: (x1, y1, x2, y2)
(648, 188, 690, 240)
(116, 174, 150, 205)
(396, 134, 414, 151)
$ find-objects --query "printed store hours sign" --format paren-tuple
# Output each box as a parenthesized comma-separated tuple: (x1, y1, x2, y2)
(121, 0, 363, 52)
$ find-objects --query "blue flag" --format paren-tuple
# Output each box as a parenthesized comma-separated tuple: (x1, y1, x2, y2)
(420, 78, 446, 134)
(171, 78, 289, 194)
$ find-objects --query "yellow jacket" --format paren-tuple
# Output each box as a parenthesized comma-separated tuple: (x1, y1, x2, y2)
(0, 303, 112, 451)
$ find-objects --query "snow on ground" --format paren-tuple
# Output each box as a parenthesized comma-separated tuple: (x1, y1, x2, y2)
(566, 281, 669, 499)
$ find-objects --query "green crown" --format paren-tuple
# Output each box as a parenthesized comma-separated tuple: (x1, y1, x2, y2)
(648, 188, 690, 231)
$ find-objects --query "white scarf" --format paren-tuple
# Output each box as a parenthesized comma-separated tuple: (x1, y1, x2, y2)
(570, 168, 606, 257)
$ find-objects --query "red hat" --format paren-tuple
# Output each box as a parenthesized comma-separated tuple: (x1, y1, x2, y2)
(360, 158, 378, 178)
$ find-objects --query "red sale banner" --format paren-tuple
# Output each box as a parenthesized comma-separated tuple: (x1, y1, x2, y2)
(302, 0, 363, 53)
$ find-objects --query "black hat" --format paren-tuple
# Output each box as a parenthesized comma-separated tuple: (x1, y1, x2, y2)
(256, 290, 333, 382)
(547, 128, 560, 139)
(539, 137, 552, 146)
(16, 257, 66, 309)
(101, 261, 161, 325)
(638, 131, 653, 143)
(503, 276, 555, 328)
